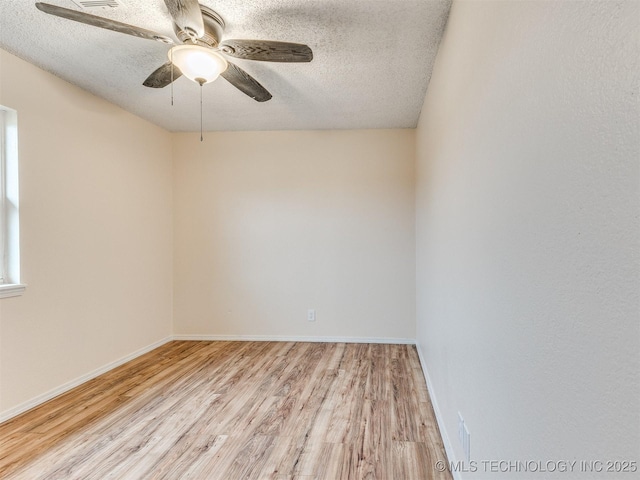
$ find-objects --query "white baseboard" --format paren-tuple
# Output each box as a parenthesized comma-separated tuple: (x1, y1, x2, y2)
(415, 342, 461, 480)
(0, 336, 173, 424)
(173, 334, 416, 345)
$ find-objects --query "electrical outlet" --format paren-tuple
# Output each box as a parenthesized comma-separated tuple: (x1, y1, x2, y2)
(463, 423, 471, 462)
(307, 309, 316, 322)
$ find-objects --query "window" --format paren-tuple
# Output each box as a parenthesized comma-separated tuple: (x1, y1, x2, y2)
(0, 105, 24, 297)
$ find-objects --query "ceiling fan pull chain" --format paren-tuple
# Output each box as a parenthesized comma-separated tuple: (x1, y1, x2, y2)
(200, 82, 204, 142)
(170, 49, 174, 106)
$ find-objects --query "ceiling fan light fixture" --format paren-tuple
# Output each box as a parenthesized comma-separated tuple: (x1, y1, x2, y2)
(169, 45, 228, 85)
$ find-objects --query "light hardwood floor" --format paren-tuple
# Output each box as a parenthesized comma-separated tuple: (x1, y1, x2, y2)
(0, 341, 452, 479)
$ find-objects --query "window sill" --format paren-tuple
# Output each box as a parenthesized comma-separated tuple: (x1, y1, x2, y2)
(0, 283, 26, 298)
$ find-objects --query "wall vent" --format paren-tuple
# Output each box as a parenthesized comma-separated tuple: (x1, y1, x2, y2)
(71, 0, 125, 10)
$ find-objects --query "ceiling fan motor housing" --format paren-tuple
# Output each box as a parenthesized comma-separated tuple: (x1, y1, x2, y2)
(173, 6, 225, 47)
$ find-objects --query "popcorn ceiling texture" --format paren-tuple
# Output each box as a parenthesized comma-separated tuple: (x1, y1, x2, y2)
(0, 0, 451, 132)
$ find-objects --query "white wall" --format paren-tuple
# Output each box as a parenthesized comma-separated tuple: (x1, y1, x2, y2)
(173, 130, 416, 341)
(415, 1, 639, 478)
(0, 50, 174, 415)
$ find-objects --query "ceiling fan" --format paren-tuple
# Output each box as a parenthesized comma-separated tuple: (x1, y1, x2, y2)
(35, 0, 314, 102)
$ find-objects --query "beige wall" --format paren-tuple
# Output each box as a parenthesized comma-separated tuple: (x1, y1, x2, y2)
(415, 1, 639, 477)
(173, 130, 416, 340)
(0, 50, 174, 415)
(0, 54, 417, 418)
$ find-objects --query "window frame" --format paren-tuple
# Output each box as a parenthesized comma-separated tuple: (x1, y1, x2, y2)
(0, 105, 25, 298)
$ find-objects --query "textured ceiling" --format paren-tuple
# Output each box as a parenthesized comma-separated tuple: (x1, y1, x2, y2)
(0, 0, 451, 132)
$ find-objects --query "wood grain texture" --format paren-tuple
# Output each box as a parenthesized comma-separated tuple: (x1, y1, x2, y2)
(163, 0, 205, 39)
(221, 62, 273, 102)
(0, 341, 452, 480)
(220, 40, 313, 63)
(143, 62, 183, 88)
(35, 3, 173, 44)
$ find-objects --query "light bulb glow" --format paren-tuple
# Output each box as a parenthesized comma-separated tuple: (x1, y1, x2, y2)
(169, 45, 228, 84)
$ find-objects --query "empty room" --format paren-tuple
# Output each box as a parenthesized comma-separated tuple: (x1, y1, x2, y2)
(0, 0, 638, 479)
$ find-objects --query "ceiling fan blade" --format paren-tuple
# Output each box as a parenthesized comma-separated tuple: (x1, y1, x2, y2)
(143, 63, 183, 88)
(220, 40, 313, 63)
(221, 62, 272, 102)
(163, 0, 205, 40)
(35, 3, 173, 44)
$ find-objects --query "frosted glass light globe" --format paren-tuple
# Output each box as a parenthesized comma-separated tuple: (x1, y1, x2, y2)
(169, 45, 228, 85)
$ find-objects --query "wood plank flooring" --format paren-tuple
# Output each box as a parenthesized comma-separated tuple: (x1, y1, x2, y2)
(0, 341, 452, 480)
